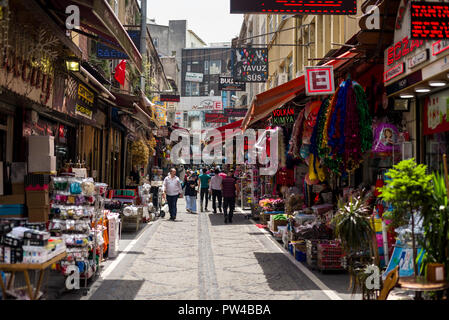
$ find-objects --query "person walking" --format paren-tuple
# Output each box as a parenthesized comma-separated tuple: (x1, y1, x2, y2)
(184, 170, 199, 214)
(209, 169, 223, 214)
(199, 169, 211, 212)
(221, 170, 239, 224)
(162, 168, 183, 221)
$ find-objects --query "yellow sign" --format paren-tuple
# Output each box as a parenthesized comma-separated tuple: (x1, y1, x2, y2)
(78, 84, 94, 105)
(152, 96, 167, 126)
(75, 104, 93, 120)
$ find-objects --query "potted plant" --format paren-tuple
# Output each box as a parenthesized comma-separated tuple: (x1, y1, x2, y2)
(332, 195, 376, 298)
(378, 159, 433, 279)
(421, 171, 449, 283)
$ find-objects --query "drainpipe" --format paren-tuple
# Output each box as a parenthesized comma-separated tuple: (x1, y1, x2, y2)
(140, 0, 147, 92)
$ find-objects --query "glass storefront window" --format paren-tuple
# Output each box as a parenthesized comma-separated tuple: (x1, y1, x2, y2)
(425, 132, 449, 173)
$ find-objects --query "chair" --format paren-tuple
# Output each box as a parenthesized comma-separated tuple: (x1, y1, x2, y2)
(377, 266, 399, 300)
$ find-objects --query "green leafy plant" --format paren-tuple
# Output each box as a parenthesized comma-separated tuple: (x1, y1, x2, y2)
(378, 158, 433, 277)
(421, 171, 449, 280)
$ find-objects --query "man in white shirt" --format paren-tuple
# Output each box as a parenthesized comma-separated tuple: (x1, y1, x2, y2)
(162, 168, 183, 221)
(209, 169, 223, 214)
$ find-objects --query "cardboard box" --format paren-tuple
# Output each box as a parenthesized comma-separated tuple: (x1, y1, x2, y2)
(28, 155, 56, 173)
(28, 204, 50, 221)
(0, 195, 25, 205)
(26, 190, 49, 207)
(28, 136, 54, 157)
(12, 183, 25, 195)
(270, 219, 288, 232)
(11, 163, 27, 183)
(27, 206, 50, 223)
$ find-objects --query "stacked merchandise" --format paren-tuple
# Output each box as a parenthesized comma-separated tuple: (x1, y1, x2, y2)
(307, 240, 337, 270)
(106, 211, 120, 259)
(25, 174, 51, 223)
(0, 220, 65, 265)
(317, 241, 346, 271)
(49, 176, 107, 281)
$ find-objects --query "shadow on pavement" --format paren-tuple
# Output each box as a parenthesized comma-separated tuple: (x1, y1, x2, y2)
(208, 212, 252, 226)
(89, 280, 145, 300)
(253, 252, 327, 292)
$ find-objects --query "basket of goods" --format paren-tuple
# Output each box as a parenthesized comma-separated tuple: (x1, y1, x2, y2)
(131, 139, 150, 165)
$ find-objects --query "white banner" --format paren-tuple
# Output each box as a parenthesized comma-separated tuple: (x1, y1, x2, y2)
(178, 96, 223, 111)
(185, 72, 204, 82)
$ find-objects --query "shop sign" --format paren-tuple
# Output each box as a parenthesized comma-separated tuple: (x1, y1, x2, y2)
(96, 30, 141, 60)
(78, 84, 94, 105)
(224, 108, 247, 118)
(231, 48, 268, 83)
(219, 77, 246, 91)
(407, 49, 428, 69)
(410, 2, 449, 40)
(174, 111, 183, 125)
(205, 113, 229, 123)
(160, 94, 180, 102)
(230, 0, 357, 15)
(305, 66, 335, 96)
(0, 48, 53, 108)
(384, 63, 405, 82)
(185, 72, 204, 83)
(423, 90, 449, 135)
(271, 107, 296, 126)
(75, 104, 93, 120)
(432, 40, 449, 56)
(179, 96, 223, 111)
(385, 69, 422, 96)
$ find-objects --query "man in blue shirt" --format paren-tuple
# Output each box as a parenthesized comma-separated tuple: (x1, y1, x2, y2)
(199, 169, 211, 212)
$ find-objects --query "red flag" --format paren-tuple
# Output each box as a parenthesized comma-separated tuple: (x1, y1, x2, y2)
(114, 60, 127, 86)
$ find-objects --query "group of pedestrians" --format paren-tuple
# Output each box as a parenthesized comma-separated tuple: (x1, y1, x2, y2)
(162, 167, 239, 223)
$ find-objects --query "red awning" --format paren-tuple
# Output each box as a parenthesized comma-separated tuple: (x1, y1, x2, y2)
(241, 49, 359, 131)
(205, 119, 244, 149)
(46, 0, 142, 72)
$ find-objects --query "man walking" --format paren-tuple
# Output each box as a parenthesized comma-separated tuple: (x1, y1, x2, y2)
(199, 169, 211, 212)
(162, 168, 183, 221)
(209, 169, 223, 214)
(221, 170, 239, 224)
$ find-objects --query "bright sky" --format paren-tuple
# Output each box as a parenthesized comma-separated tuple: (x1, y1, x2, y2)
(147, 0, 243, 45)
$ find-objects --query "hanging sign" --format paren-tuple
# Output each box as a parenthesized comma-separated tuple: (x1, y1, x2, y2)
(410, 2, 449, 40)
(185, 72, 204, 83)
(75, 83, 94, 121)
(231, 48, 268, 83)
(219, 77, 246, 91)
(160, 94, 180, 102)
(407, 49, 429, 69)
(271, 107, 296, 126)
(230, 0, 357, 15)
(304, 66, 335, 96)
(75, 104, 93, 120)
(224, 108, 248, 117)
(205, 113, 229, 123)
(96, 30, 141, 60)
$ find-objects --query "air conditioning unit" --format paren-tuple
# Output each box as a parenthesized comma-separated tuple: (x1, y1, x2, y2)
(278, 73, 288, 85)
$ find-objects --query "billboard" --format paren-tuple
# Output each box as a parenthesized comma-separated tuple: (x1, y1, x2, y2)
(219, 77, 246, 91)
(96, 30, 140, 60)
(230, 0, 357, 15)
(179, 96, 223, 111)
(231, 48, 268, 83)
(205, 113, 229, 123)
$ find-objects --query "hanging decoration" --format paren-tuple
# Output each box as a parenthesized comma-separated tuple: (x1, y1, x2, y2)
(297, 79, 372, 179)
(372, 123, 400, 153)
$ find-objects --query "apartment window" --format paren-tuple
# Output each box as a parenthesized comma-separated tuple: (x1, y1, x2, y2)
(204, 60, 209, 74)
(210, 60, 222, 75)
(185, 82, 200, 96)
(187, 64, 192, 72)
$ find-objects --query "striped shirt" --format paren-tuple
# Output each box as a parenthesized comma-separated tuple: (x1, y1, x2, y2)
(222, 176, 237, 198)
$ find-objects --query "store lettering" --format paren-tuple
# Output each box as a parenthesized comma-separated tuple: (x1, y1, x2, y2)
(1, 48, 52, 105)
(242, 65, 267, 72)
(387, 37, 424, 66)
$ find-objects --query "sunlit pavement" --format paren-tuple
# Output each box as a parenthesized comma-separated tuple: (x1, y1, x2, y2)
(51, 198, 359, 300)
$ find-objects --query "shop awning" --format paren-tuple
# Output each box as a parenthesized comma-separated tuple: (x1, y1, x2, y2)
(43, 0, 142, 72)
(206, 119, 245, 149)
(241, 49, 360, 131)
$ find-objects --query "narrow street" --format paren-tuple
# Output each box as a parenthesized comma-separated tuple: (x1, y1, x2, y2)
(78, 199, 354, 300)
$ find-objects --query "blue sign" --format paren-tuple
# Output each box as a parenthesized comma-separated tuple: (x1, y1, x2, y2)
(383, 239, 425, 280)
(96, 30, 141, 60)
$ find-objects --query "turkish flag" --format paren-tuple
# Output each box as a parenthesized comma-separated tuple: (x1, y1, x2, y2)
(114, 60, 127, 86)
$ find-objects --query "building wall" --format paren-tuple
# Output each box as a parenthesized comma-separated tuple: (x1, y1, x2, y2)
(148, 23, 170, 57)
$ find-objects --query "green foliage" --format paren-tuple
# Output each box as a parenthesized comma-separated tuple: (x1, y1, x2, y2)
(332, 196, 373, 254)
(378, 158, 433, 229)
(421, 171, 449, 279)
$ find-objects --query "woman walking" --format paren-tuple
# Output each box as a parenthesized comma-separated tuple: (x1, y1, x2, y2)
(184, 170, 199, 214)
(162, 168, 183, 221)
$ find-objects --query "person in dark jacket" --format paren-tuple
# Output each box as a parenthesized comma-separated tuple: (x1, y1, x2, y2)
(221, 170, 239, 224)
(184, 170, 199, 214)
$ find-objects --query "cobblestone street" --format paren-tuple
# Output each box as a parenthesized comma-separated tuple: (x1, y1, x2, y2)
(77, 199, 356, 300)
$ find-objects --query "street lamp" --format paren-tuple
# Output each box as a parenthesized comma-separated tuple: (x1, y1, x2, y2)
(65, 57, 80, 72)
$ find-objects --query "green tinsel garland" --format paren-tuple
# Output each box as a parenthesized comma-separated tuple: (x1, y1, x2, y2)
(354, 83, 373, 153)
(315, 99, 330, 160)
